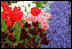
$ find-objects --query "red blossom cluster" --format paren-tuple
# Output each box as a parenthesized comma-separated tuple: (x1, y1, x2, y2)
(1, 1, 23, 27)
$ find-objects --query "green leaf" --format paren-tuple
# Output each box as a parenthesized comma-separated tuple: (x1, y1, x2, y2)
(20, 20, 25, 24)
(38, 22, 42, 29)
(13, 21, 20, 41)
(25, 27, 29, 31)
(25, 39, 28, 43)
(35, 34, 39, 43)
(5, 37, 9, 43)
(12, 22, 16, 29)
(14, 42, 18, 46)
(4, 28, 8, 33)
(13, 30, 16, 36)
(28, 33, 34, 38)
(16, 31, 20, 41)
(18, 40, 24, 43)
(1, 27, 5, 32)
(38, 40, 41, 47)
(19, 24, 22, 30)
(24, 39, 28, 44)
(42, 31, 45, 34)
(40, 1, 44, 7)
(35, 38, 38, 43)
(43, 1, 47, 4)
(30, 26, 34, 29)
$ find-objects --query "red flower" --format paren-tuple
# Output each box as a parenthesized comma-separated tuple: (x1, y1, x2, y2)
(31, 7, 41, 16)
(13, 6, 23, 21)
(9, 33, 13, 35)
(5, 17, 15, 27)
(1, 12, 7, 19)
(1, 2, 9, 11)
(1, 1, 12, 19)
(19, 22, 23, 28)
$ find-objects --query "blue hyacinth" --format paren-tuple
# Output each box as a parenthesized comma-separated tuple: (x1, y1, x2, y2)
(41, 1, 71, 48)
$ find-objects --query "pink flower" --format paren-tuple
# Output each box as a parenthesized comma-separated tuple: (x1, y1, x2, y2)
(45, 13, 52, 19)
(40, 19, 49, 30)
(38, 10, 45, 17)
(22, 14, 34, 22)
(34, 16, 38, 23)
(38, 15, 42, 23)
(27, 20, 32, 25)
(41, 22, 49, 30)
(22, 15, 30, 21)
(29, 14, 34, 22)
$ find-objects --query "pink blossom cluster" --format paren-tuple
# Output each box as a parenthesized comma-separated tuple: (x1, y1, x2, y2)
(22, 10, 52, 30)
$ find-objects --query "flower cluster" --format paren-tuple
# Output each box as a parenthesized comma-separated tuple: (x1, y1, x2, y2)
(1, 1, 52, 48)
(22, 7, 52, 30)
(40, 1, 71, 48)
(9, 1, 36, 15)
(1, 1, 23, 27)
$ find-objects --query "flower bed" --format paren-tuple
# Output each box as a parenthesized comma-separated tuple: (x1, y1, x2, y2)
(1, 1, 71, 48)
(1, 1, 52, 48)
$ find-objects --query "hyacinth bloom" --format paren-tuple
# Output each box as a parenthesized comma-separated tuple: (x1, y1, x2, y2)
(40, 1, 71, 48)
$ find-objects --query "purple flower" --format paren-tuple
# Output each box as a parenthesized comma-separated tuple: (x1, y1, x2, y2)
(41, 1, 71, 48)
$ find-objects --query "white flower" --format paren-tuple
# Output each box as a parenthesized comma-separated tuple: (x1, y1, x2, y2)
(14, 3, 19, 7)
(26, 7, 31, 13)
(30, 3, 36, 8)
(23, 2, 28, 7)
(11, 3, 19, 8)
(17, 1, 24, 6)
(24, 12, 27, 15)
(11, 3, 15, 8)
(21, 7, 25, 11)
(27, 1, 33, 4)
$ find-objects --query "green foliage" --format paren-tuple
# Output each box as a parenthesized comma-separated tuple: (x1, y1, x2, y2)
(38, 22, 42, 29)
(14, 42, 18, 46)
(30, 26, 34, 29)
(25, 39, 28, 43)
(3, 1, 17, 5)
(28, 33, 34, 38)
(12, 21, 20, 41)
(1, 19, 8, 33)
(35, 1, 47, 8)
(35, 34, 39, 43)
(24, 27, 29, 31)
(20, 20, 25, 24)
(38, 39, 41, 47)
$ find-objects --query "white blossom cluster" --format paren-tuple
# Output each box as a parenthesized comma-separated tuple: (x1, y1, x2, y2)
(42, 1, 54, 12)
(9, 1, 36, 15)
